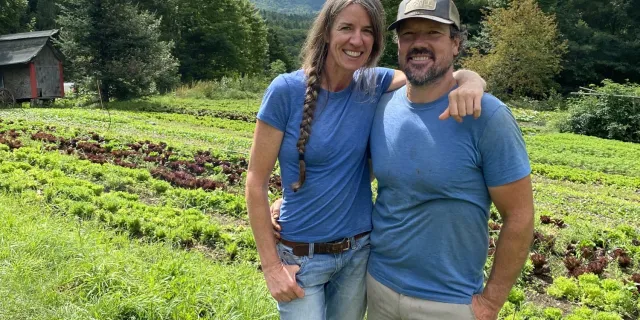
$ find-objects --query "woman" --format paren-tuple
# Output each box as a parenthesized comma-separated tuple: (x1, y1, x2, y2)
(245, 0, 484, 319)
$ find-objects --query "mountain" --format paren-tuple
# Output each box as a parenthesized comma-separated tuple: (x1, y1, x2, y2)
(250, 0, 324, 14)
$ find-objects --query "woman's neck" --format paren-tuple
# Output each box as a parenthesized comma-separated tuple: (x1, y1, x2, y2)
(321, 62, 354, 92)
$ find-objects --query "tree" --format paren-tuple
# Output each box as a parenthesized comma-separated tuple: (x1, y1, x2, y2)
(238, 1, 269, 76)
(537, 0, 640, 92)
(161, 0, 269, 82)
(267, 28, 294, 71)
(57, 0, 179, 101)
(261, 10, 313, 69)
(34, 0, 58, 30)
(0, 0, 28, 35)
(462, 0, 567, 98)
(268, 59, 287, 79)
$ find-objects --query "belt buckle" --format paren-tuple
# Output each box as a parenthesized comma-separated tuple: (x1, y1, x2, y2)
(342, 238, 351, 252)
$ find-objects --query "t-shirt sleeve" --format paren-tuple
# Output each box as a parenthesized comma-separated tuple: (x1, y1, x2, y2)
(256, 75, 291, 132)
(479, 106, 531, 187)
(375, 67, 396, 97)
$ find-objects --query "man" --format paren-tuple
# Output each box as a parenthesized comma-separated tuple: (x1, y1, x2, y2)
(365, 0, 534, 319)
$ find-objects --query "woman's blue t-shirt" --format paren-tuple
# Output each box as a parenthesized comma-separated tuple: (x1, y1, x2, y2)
(257, 68, 395, 243)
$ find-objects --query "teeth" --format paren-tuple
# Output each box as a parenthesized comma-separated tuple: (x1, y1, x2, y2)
(412, 56, 430, 61)
(344, 50, 362, 57)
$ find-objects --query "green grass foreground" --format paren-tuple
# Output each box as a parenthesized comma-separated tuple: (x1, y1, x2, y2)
(0, 192, 277, 320)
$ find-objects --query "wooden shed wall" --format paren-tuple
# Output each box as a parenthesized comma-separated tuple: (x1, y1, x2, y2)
(1, 64, 31, 100)
(33, 45, 62, 98)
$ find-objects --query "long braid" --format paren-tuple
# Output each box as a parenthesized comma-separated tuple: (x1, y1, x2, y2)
(291, 64, 322, 192)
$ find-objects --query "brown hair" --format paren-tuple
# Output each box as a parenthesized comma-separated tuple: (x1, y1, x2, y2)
(291, 0, 386, 192)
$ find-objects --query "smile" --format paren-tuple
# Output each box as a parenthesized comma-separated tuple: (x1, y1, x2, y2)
(409, 54, 433, 62)
(344, 50, 363, 57)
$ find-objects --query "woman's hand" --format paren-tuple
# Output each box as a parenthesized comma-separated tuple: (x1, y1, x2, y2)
(263, 262, 305, 302)
(441, 70, 486, 122)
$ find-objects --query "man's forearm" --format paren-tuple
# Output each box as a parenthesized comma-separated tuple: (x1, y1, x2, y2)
(453, 69, 487, 91)
(482, 212, 533, 308)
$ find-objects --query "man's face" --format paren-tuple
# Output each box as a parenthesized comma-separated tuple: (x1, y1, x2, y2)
(396, 18, 460, 86)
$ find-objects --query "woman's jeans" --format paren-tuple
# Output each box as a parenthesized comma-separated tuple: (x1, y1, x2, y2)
(276, 233, 370, 320)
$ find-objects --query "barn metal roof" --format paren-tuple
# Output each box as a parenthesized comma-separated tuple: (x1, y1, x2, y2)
(0, 30, 60, 66)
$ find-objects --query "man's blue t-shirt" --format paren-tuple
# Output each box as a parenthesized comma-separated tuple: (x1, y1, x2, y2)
(368, 85, 531, 304)
(257, 68, 395, 243)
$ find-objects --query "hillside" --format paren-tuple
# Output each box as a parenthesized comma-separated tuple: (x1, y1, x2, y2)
(251, 0, 324, 14)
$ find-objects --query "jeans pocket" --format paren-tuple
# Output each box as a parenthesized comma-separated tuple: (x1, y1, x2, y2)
(277, 243, 308, 275)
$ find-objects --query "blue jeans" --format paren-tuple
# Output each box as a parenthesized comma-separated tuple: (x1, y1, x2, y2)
(276, 233, 371, 320)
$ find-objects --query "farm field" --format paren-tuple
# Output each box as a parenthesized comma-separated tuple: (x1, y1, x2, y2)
(1, 96, 640, 320)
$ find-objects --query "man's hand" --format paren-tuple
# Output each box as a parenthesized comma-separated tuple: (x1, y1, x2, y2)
(263, 262, 305, 302)
(471, 294, 501, 320)
(442, 69, 486, 122)
(271, 198, 283, 239)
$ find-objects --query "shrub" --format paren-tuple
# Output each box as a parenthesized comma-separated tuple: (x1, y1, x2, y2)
(560, 80, 640, 143)
(174, 75, 269, 100)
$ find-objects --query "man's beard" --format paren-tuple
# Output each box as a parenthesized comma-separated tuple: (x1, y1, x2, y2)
(402, 48, 453, 86)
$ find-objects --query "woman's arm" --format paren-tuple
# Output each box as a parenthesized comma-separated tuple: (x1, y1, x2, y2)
(246, 120, 304, 302)
(444, 69, 486, 122)
(386, 69, 486, 122)
(387, 70, 407, 92)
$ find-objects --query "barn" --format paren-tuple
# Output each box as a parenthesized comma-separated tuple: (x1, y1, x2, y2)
(0, 29, 65, 106)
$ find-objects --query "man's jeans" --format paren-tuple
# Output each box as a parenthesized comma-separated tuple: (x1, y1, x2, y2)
(276, 234, 370, 320)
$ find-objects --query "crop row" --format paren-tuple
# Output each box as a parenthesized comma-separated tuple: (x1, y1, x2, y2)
(531, 163, 640, 189)
(105, 97, 258, 123)
(0, 109, 255, 156)
(526, 133, 640, 178)
(0, 148, 257, 261)
(0, 121, 282, 194)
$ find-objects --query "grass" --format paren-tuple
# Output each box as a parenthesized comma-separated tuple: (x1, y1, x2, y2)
(0, 192, 276, 320)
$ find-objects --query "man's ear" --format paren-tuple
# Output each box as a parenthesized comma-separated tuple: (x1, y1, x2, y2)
(452, 37, 460, 57)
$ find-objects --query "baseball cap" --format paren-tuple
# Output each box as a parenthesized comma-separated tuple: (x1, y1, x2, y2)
(388, 0, 461, 31)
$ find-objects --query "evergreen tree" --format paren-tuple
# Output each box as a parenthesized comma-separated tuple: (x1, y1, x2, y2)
(537, 0, 640, 91)
(57, 0, 179, 101)
(267, 28, 294, 71)
(165, 0, 269, 82)
(35, 0, 57, 30)
(238, 1, 269, 76)
(0, 0, 28, 34)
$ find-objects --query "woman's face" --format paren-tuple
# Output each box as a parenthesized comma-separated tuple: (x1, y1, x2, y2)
(324, 4, 375, 76)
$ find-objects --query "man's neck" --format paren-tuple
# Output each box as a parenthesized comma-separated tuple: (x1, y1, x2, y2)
(406, 71, 457, 104)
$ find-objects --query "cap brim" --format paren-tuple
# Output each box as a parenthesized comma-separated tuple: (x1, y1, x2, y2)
(388, 15, 454, 31)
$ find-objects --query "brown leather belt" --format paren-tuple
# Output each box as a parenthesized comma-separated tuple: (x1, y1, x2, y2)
(280, 231, 370, 256)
